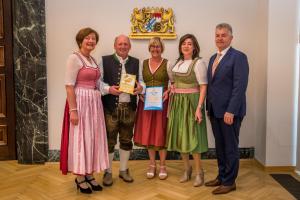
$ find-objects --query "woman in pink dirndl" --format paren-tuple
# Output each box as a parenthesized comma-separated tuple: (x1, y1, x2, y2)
(60, 27, 109, 194)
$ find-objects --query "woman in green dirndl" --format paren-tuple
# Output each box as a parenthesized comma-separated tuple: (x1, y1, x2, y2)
(166, 34, 208, 187)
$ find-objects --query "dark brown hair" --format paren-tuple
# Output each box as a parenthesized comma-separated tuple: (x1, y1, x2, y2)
(76, 27, 99, 48)
(178, 34, 200, 61)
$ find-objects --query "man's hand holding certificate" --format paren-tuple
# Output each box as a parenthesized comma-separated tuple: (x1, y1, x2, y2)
(119, 74, 136, 94)
(144, 86, 163, 110)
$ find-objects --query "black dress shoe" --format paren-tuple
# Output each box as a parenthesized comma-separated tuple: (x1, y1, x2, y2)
(75, 178, 92, 194)
(85, 176, 103, 191)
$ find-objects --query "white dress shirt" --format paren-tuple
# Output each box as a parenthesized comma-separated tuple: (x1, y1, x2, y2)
(99, 54, 145, 102)
(217, 46, 231, 63)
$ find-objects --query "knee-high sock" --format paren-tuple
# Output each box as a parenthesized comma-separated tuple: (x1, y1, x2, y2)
(106, 153, 114, 173)
(119, 149, 130, 171)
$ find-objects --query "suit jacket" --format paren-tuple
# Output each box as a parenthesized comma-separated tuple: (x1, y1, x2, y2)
(206, 47, 249, 118)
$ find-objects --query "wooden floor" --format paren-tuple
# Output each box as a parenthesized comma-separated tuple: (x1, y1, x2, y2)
(0, 160, 298, 200)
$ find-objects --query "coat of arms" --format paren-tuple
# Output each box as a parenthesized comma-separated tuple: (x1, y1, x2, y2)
(129, 7, 176, 39)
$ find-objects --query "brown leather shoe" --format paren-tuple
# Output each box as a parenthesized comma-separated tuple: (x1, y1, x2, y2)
(205, 178, 221, 187)
(119, 169, 134, 183)
(103, 172, 113, 186)
(212, 184, 236, 195)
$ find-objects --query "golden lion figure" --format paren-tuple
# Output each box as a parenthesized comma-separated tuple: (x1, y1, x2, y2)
(160, 8, 175, 33)
(131, 8, 147, 33)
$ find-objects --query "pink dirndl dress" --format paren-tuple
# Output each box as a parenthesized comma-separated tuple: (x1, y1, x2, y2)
(60, 52, 109, 175)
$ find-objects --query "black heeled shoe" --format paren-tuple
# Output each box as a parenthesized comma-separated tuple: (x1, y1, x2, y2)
(75, 178, 92, 194)
(85, 176, 103, 191)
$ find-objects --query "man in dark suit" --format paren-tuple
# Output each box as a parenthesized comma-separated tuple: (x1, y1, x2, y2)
(205, 23, 249, 195)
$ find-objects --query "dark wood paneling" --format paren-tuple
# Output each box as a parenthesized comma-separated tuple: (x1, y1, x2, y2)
(0, 74, 5, 118)
(0, 0, 15, 160)
(0, 125, 7, 145)
(0, 0, 3, 38)
(0, 46, 4, 67)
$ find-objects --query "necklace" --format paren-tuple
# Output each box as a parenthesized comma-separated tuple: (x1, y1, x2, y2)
(80, 52, 91, 59)
(79, 51, 93, 65)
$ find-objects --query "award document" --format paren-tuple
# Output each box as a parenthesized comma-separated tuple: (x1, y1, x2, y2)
(119, 73, 136, 94)
(144, 86, 163, 110)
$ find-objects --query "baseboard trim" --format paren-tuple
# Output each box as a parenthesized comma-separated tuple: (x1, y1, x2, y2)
(254, 159, 295, 172)
(264, 166, 295, 172)
(48, 147, 254, 162)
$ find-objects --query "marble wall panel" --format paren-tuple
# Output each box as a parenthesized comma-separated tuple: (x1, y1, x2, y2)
(13, 0, 47, 163)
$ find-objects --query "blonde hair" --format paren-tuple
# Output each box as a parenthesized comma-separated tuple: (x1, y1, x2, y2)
(148, 37, 165, 53)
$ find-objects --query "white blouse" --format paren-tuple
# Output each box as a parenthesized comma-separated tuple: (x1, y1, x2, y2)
(64, 53, 98, 86)
(171, 58, 208, 84)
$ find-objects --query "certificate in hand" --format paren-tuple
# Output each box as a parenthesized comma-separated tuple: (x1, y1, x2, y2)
(119, 73, 136, 94)
(144, 86, 163, 110)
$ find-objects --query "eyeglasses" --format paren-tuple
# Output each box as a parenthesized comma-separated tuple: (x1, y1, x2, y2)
(150, 45, 161, 49)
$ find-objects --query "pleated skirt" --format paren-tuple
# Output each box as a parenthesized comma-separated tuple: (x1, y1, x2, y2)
(166, 93, 208, 153)
(68, 87, 109, 175)
(134, 100, 168, 149)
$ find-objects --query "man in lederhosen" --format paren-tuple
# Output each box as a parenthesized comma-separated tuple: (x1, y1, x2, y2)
(99, 34, 144, 186)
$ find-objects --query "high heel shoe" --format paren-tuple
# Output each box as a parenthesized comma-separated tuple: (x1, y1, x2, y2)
(75, 178, 92, 194)
(179, 166, 192, 183)
(146, 165, 156, 179)
(193, 169, 204, 187)
(85, 176, 103, 191)
(158, 166, 168, 180)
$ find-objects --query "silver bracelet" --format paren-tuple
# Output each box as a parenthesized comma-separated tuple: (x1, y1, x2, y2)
(69, 108, 77, 114)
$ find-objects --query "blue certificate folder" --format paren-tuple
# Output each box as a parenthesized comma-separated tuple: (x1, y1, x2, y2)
(144, 86, 163, 110)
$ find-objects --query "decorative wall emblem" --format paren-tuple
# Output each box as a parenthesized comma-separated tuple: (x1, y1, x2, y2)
(129, 7, 176, 39)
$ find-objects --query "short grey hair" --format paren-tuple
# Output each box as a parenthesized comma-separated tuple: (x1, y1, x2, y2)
(114, 34, 131, 46)
(216, 23, 233, 35)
